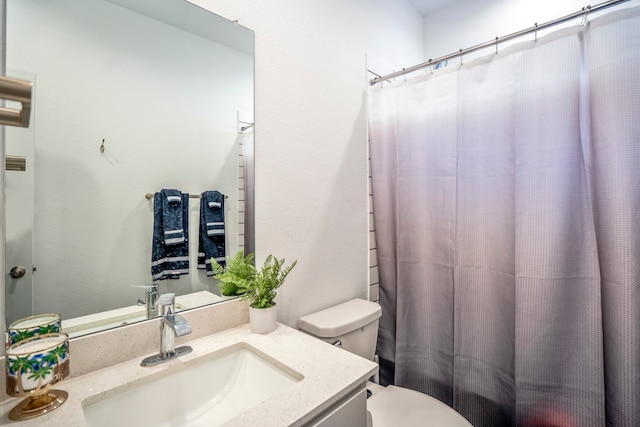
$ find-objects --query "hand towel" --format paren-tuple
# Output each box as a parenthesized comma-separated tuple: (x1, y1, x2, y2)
(198, 191, 226, 275)
(151, 192, 190, 280)
(161, 189, 185, 245)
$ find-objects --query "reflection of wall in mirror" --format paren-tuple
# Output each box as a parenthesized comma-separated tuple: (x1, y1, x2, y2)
(6, 0, 253, 320)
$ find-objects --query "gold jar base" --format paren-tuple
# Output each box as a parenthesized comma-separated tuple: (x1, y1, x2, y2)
(8, 389, 68, 421)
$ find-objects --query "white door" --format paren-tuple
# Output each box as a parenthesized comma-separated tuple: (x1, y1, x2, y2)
(5, 69, 35, 325)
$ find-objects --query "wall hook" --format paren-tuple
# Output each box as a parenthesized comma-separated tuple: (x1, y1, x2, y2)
(100, 139, 105, 154)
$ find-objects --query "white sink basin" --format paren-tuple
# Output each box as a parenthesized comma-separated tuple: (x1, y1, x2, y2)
(82, 343, 302, 427)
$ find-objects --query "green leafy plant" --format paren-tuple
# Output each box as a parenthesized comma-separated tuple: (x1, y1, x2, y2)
(211, 251, 255, 296)
(212, 251, 297, 309)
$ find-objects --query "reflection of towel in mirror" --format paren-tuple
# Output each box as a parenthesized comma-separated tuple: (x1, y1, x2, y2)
(152, 192, 189, 280)
(198, 191, 225, 275)
(161, 189, 185, 245)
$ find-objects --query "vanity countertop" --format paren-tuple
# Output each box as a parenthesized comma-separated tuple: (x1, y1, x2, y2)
(0, 322, 378, 426)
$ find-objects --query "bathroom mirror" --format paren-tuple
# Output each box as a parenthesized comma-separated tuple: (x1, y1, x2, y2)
(4, 0, 254, 337)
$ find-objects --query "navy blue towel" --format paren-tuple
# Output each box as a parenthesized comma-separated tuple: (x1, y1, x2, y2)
(198, 191, 226, 275)
(161, 189, 185, 245)
(151, 191, 189, 280)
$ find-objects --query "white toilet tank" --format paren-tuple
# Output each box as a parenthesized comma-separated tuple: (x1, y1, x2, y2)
(298, 299, 382, 360)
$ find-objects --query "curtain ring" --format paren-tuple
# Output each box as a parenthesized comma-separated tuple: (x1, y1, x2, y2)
(495, 36, 499, 55)
(428, 59, 433, 74)
(459, 49, 463, 65)
(582, 6, 591, 25)
(534, 22, 538, 42)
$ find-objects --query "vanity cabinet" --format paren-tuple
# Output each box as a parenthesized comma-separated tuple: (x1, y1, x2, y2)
(308, 388, 369, 427)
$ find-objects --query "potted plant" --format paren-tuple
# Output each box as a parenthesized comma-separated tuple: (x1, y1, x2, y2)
(212, 251, 297, 333)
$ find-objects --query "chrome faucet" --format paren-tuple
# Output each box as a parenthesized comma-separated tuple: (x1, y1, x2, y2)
(141, 293, 192, 367)
(135, 284, 160, 318)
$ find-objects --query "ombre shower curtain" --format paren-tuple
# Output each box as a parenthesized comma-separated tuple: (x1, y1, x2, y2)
(368, 7, 640, 427)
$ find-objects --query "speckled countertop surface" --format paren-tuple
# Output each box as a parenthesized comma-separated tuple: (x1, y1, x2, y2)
(0, 323, 378, 427)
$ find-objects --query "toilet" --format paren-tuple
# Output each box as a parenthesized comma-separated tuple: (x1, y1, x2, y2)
(298, 298, 472, 427)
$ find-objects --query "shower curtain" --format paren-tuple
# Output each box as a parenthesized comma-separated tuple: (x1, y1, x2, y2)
(368, 7, 640, 427)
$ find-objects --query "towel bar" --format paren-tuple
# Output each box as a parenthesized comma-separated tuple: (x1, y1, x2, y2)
(145, 193, 228, 200)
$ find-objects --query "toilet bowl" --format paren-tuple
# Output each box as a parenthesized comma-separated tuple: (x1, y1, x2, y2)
(298, 299, 472, 427)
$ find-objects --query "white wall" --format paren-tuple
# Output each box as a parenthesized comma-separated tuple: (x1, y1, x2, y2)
(6, 0, 253, 319)
(188, 0, 425, 327)
(423, 0, 640, 63)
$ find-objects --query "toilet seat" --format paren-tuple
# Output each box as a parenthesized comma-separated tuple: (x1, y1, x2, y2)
(367, 386, 473, 427)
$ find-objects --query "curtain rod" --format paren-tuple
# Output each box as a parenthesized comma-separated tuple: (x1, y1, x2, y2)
(370, 0, 630, 85)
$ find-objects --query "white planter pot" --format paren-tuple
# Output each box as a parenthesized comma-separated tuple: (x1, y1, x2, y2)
(249, 305, 277, 334)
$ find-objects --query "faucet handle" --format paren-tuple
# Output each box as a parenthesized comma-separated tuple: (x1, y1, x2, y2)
(132, 283, 159, 292)
(157, 293, 176, 316)
(157, 293, 176, 306)
(172, 314, 192, 336)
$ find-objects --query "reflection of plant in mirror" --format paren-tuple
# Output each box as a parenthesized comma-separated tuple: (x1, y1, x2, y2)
(212, 252, 297, 309)
(212, 251, 255, 296)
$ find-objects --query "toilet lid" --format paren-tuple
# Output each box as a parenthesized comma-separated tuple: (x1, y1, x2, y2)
(367, 386, 473, 427)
